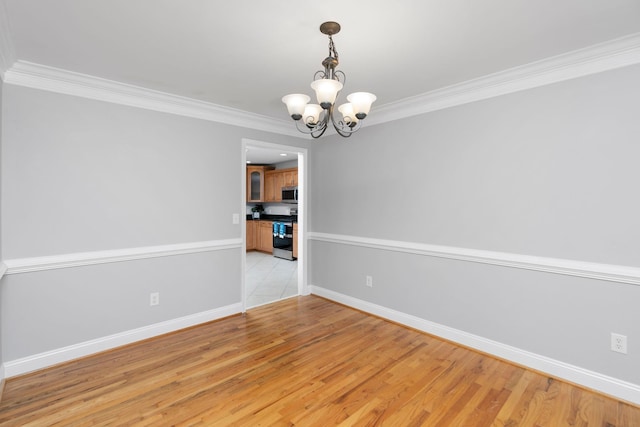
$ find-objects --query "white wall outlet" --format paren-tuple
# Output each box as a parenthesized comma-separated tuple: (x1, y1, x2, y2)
(611, 333, 627, 354)
(150, 292, 160, 306)
(365, 275, 373, 287)
(232, 213, 240, 224)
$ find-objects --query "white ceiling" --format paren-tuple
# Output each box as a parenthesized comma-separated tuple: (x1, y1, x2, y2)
(2, 0, 640, 165)
(245, 146, 299, 166)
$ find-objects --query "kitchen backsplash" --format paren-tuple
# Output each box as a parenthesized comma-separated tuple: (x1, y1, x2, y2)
(246, 204, 294, 216)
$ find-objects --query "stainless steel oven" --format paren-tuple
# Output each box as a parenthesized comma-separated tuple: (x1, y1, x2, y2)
(272, 220, 295, 260)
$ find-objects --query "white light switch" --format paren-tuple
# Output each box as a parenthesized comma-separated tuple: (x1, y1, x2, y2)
(232, 213, 240, 224)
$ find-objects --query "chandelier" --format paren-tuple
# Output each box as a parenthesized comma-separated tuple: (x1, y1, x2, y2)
(282, 22, 376, 139)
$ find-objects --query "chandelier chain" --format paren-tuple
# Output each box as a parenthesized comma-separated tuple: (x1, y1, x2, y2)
(328, 35, 339, 62)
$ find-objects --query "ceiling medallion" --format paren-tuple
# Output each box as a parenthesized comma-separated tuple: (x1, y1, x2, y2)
(282, 22, 376, 139)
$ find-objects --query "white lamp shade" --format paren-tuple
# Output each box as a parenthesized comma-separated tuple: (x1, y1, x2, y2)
(347, 92, 377, 117)
(282, 94, 311, 118)
(338, 103, 358, 124)
(303, 104, 323, 125)
(310, 79, 343, 107)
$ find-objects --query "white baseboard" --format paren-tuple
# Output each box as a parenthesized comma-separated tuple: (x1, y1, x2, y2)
(3, 302, 242, 378)
(0, 365, 4, 403)
(310, 285, 640, 405)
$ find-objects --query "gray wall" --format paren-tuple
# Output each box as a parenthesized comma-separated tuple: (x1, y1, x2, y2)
(0, 84, 305, 361)
(0, 76, 4, 374)
(1, 56, 638, 393)
(308, 64, 640, 384)
(275, 159, 299, 170)
(4, 86, 253, 258)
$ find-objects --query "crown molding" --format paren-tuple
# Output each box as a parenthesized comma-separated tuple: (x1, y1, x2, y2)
(3, 60, 303, 137)
(2, 32, 640, 132)
(0, 0, 16, 79)
(367, 32, 640, 126)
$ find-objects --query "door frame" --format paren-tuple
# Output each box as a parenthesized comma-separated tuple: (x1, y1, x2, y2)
(240, 138, 309, 312)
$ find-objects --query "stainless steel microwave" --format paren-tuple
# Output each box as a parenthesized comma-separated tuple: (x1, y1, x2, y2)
(282, 186, 298, 204)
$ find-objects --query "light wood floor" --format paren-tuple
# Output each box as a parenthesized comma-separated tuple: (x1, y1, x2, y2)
(0, 296, 638, 426)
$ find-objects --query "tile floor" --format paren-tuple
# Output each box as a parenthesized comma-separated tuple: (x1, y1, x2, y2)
(246, 251, 298, 308)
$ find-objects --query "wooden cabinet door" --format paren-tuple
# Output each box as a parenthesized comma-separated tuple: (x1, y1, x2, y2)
(264, 172, 277, 202)
(265, 171, 284, 202)
(246, 166, 274, 202)
(282, 169, 298, 187)
(246, 221, 256, 251)
(258, 221, 274, 253)
(274, 173, 283, 202)
(247, 166, 265, 202)
(293, 223, 298, 259)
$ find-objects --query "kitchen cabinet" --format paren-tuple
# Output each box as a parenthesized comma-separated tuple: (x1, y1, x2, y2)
(246, 220, 256, 251)
(263, 168, 298, 202)
(257, 220, 274, 253)
(246, 166, 274, 202)
(246, 220, 273, 253)
(264, 170, 283, 202)
(293, 223, 298, 259)
(282, 168, 298, 187)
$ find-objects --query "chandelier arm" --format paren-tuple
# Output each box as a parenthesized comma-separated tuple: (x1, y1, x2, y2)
(293, 113, 330, 138)
(310, 124, 328, 139)
(311, 113, 329, 138)
(329, 108, 361, 137)
(314, 70, 328, 80)
(333, 126, 353, 138)
(293, 121, 314, 134)
(294, 120, 323, 135)
(314, 69, 343, 84)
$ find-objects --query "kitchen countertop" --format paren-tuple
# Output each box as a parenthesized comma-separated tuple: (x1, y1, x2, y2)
(246, 214, 297, 222)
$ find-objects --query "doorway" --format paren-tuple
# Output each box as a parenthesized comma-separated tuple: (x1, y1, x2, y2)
(241, 138, 307, 312)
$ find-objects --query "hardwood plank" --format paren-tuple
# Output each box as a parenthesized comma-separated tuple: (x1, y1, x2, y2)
(0, 295, 638, 426)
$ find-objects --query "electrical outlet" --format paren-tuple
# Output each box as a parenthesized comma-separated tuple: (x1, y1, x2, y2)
(150, 292, 160, 306)
(365, 275, 373, 287)
(611, 333, 627, 354)
(232, 213, 240, 224)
